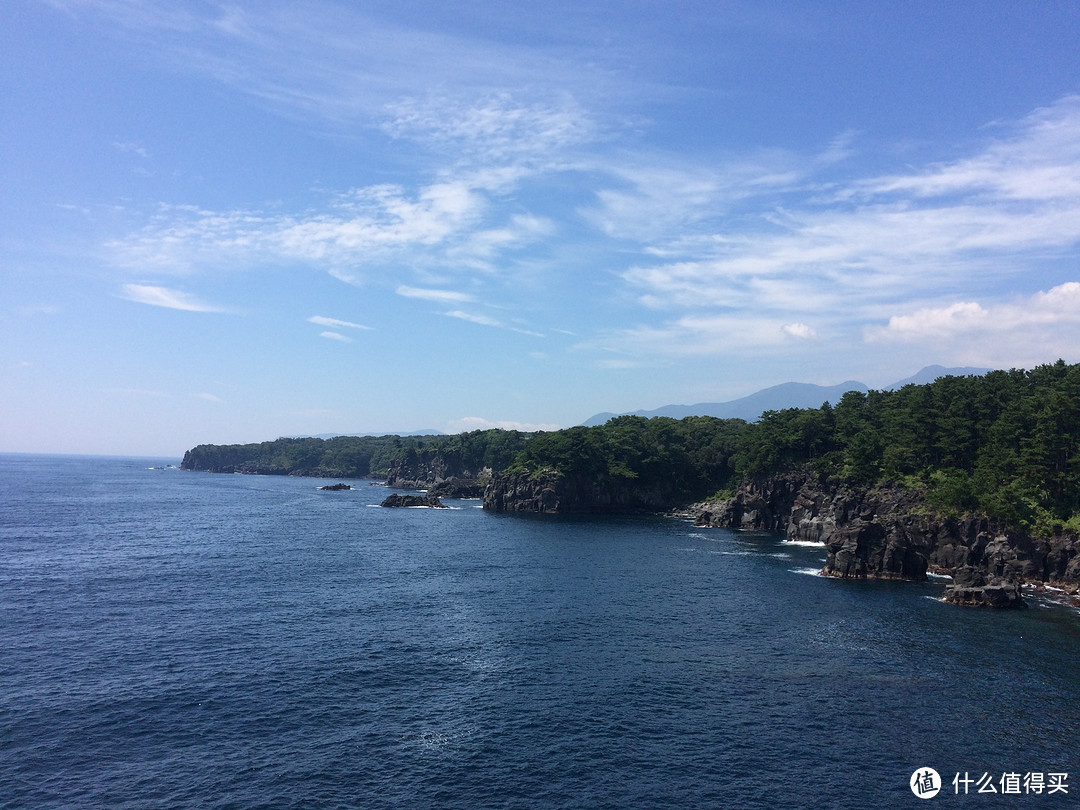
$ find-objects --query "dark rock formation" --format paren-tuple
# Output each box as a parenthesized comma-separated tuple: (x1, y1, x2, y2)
(942, 566, 1025, 609)
(380, 493, 447, 508)
(318, 483, 352, 491)
(384, 455, 492, 490)
(482, 469, 681, 514)
(483, 471, 563, 513)
(691, 470, 1079, 607)
(427, 477, 485, 499)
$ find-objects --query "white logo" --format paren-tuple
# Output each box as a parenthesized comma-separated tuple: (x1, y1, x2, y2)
(911, 768, 941, 798)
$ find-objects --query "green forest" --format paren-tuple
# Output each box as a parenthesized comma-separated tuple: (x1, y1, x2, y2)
(181, 429, 532, 479)
(733, 360, 1080, 534)
(183, 360, 1080, 534)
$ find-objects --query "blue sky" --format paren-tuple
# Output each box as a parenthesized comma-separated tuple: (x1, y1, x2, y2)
(3, 0, 1080, 456)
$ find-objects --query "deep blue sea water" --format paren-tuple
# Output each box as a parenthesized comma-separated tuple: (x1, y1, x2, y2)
(1, 454, 1078, 809)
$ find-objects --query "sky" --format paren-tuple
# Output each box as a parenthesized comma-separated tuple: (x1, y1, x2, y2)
(3, 0, 1080, 457)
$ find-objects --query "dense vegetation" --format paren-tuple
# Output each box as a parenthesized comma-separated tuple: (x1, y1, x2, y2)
(733, 360, 1080, 535)
(183, 360, 1080, 531)
(182, 430, 532, 478)
(508, 415, 746, 503)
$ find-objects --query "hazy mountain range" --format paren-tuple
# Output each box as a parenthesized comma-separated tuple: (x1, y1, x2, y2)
(303, 366, 991, 439)
(580, 365, 991, 427)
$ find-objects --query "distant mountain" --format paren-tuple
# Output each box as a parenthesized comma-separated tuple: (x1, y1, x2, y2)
(581, 365, 992, 427)
(881, 365, 991, 390)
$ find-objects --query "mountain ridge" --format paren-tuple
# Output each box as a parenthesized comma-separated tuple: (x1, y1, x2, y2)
(581, 365, 991, 427)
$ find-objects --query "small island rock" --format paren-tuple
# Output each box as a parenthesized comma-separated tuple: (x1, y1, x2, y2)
(380, 493, 447, 508)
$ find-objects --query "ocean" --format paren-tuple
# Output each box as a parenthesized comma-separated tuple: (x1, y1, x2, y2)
(1, 454, 1077, 808)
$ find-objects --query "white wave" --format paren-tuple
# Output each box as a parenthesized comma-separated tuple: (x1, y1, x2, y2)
(927, 572, 952, 580)
(784, 539, 825, 548)
(770, 552, 792, 559)
(789, 567, 824, 577)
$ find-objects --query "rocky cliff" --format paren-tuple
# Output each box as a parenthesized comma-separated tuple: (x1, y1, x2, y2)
(691, 471, 1080, 607)
(482, 469, 682, 514)
(179, 452, 353, 478)
(383, 453, 491, 490)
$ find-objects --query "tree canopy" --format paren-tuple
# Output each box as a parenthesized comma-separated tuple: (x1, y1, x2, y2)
(183, 360, 1080, 531)
(732, 360, 1080, 534)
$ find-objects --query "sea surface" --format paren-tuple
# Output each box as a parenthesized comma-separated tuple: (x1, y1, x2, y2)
(1, 454, 1078, 809)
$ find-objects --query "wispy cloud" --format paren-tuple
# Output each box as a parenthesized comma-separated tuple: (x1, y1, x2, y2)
(443, 309, 544, 338)
(58, 1, 610, 153)
(307, 315, 372, 330)
(396, 285, 475, 304)
(106, 172, 539, 281)
(599, 95, 1080, 363)
(113, 140, 149, 158)
(319, 331, 353, 343)
(193, 392, 222, 402)
(118, 284, 222, 312)
(444, 310, 503, 328)
(383, 92, 595, 162)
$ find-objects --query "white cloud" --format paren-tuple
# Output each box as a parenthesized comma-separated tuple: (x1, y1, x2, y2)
(307, 315, 372, 330)
(444, 310, 503, 328)
(382, 92, 595, 162)
(106, 172, 538, 283)
(113, 140, 149, 158)
(782, 322, 818, 339)
(118, 284, 222, 312)
(396, 286, 475, 303)
(446, 416, 561, 433)
(319, 331, 353, 342)
(608, 96, 1080, 366)
(868, 282, 1080, 342)
(441, 309, 544, 337)
(582, 312, 814, 362)
(857, 96, 1080, 203)
(861, 282, 1080, 370)
(193, 392, 222, 402)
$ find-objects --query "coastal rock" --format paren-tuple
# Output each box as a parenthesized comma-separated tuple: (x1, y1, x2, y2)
(384, 453, 493, 490)
(483, 469, 680, 514)
(380, 493, 447, 508)
(483, 471, 563, 513)
(942, 567, 1025, 608)
(318, 483, 352, 491)
(689, 469, 1079, 606)
(427, 477, 485, 499)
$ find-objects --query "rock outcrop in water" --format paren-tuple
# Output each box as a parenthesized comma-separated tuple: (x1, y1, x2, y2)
(380, 493, 447, 508)
(691, 471, 1080, 607)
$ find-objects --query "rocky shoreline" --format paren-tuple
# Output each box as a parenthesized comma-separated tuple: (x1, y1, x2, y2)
(382, 466, 1079, 607)
(182, 451, 1080, 609)
(685, 470, 1079, 609)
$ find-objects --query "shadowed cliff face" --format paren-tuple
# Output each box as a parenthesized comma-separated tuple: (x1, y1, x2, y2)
(691, 471, 1080, 605)
(482, 470, 686, 514)
(384, 454, 491, 490)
